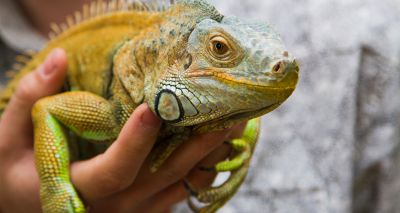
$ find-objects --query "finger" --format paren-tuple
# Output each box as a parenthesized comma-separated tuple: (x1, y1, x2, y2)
(0, 48, 67, 148)
(3, 152, 41, 212)
(88, 130, 232, 212)
(121, 129, 233, 204)
(120, 130, 236, 210)
(71, 104, 161, 203)
(151, 121, 246, 184)
(87, 124, 237, 211)
(228, 122, 247, 139)
(136, 144, 232, 212)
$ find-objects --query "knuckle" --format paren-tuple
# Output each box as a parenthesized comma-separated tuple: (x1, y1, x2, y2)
(95, 170, 133, 194)
(190, 175, 215, 189)
(15, 73, 40, 104)
(194, 138, 218, 157)
(162, 165, 187, 182)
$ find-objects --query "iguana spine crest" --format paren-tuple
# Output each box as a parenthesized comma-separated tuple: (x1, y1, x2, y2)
(48, 0, 173, 40)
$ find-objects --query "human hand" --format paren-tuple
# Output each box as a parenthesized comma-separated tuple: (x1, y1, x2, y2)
(0, 48, 245, 213)
(71, 109, 244, 213)
(0, 48, 68, 212)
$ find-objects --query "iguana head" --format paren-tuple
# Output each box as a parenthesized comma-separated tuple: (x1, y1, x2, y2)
(154, 15, 299, 128)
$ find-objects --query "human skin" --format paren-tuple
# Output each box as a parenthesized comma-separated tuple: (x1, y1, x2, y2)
(0, 49, 245, 212)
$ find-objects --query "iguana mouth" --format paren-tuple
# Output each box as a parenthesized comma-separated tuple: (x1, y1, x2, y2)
(223, 103, 280, 122)
(186, 69, 297, 90)
(192, 103, 280, 131)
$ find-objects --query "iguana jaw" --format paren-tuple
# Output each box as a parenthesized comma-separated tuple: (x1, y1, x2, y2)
(153, 58, 298, 126)
(185, 56, 299, 87)
(200, 84, 296, 131)
(221, 103, 280, 122)
(192, 102, 282, 133)
(153, 14, 300, 127)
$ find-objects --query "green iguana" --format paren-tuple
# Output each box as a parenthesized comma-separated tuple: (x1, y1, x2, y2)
(0, 0, 299, 212)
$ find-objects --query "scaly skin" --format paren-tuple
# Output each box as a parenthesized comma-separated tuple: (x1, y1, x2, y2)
(0, 0, 299, 212)
(186, 118, 261, 212)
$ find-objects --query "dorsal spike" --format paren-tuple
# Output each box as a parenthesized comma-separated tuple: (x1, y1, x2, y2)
(4, 50, 36, 80)
(66, 16, 75, 28)
(135, 0, 145, 10)
(148, 1, 155, 11)
(102, 1, 108, 13)
(117, 0, 125, 10)
(5, 70, 18, 78)
(108, 0, 117, 12)
(157, 3, 163, 11)
(49, 32, 56, 40)
(90, 1, 97, 17)
(23, 50, 37, 57)
(128, 3, 136, 10)
(60, 23, 68, 32)
(142, 0, 150, 11)
(15, 55, 31, 64)
(12, 64, 23, 71)
(83, 4, 90, 20)
(50, 23, 61, 35)
(74, 11, 82, 24)
(96, 0, 103, 15)
(48, 0, 173, 41)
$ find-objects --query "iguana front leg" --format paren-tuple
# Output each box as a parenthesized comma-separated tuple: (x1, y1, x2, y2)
(149, 126, 191, 172)
(184, 118, 261, 213)
(32, 91, 124, 213)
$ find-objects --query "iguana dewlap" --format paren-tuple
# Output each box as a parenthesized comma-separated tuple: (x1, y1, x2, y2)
(0, 0, 299, 212)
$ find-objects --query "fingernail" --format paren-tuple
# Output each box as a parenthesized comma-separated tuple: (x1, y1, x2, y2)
(140, 105, 161, 129)
(40, 49, 61, 77)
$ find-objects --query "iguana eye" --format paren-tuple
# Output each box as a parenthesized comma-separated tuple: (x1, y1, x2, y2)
(206, 32, 244, 67)
(209, 36, 231, 59)
(212, 41, 228, 55)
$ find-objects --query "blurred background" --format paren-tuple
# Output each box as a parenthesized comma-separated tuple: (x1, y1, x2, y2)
(178, 0, 400, 212)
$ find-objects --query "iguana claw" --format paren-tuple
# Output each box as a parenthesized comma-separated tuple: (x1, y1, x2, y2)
(183, 119, 261, 212)
(184, 178, 199, 197)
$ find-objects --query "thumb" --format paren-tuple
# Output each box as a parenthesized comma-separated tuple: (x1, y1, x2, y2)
(71, 104, 161, 203)
(0, 48, 68, 147)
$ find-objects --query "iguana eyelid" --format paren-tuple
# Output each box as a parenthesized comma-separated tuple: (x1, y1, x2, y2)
(209, 35, 231, 58)
(206, 31, 244, 67)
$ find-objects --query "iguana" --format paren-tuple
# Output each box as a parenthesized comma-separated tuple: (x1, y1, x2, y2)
(0, 0, 299, 212)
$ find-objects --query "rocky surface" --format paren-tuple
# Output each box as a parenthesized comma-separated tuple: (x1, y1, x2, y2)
(177, 0, 400, 212)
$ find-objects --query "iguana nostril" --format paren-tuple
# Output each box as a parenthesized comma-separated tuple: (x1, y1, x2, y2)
(272, 61, 284, 74)
(274, 63, 280, 72)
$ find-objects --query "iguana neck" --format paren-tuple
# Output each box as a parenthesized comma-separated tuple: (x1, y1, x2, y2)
(114, 8, 218, 113)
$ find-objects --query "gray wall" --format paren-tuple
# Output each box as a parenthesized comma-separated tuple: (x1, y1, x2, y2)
(178, 0, 400, 212)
